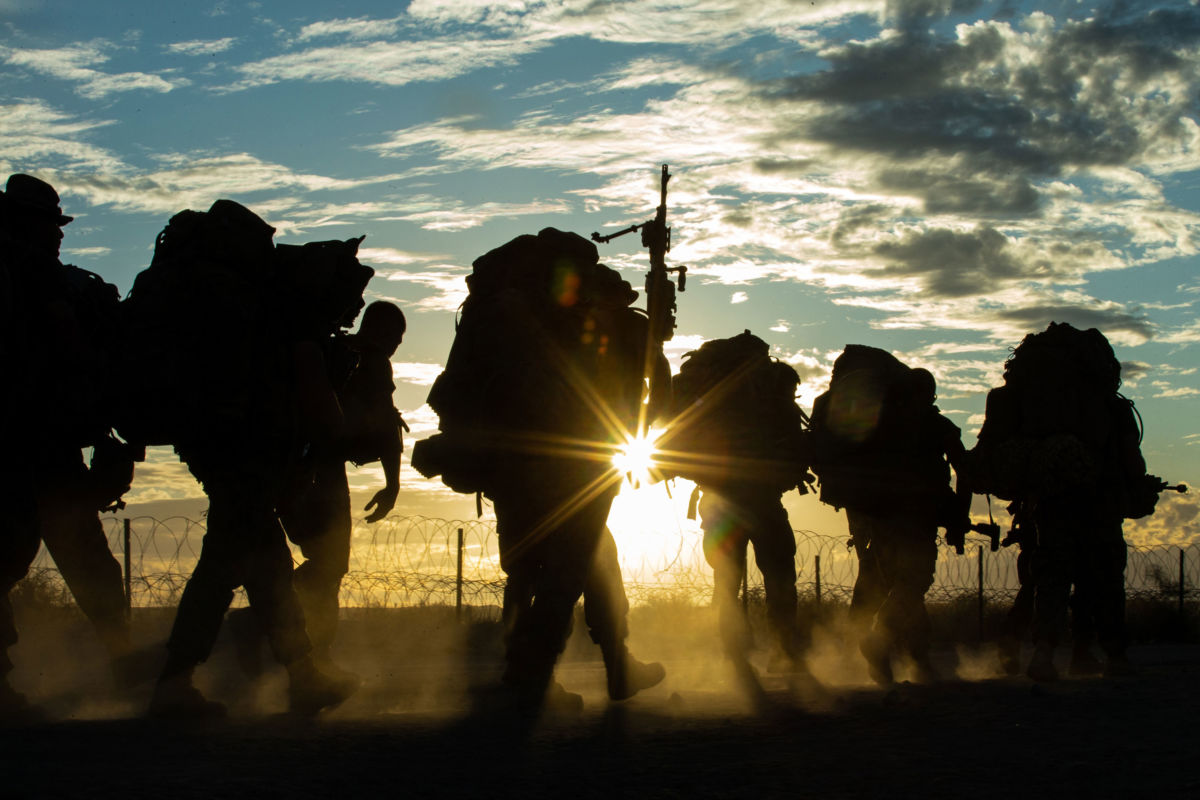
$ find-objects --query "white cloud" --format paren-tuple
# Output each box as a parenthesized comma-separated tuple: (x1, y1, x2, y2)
(0, 101, 123, 174)
(297, 16, 403, 41)
(230, 36, 547, 90)
(1, 43, 187, 98)
(1152, 384, 1200, 399)
(392, 361, 444, 386)
(63, 246, 111, 257)
(164, 37, 236, 56)
(380, 264, 469, 313)
(730, 291, 748, 304)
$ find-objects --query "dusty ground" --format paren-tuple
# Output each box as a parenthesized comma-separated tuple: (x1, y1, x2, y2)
(3, 605, 1198, 798)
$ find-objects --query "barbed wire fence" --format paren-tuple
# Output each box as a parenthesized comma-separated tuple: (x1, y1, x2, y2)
(20, 516, 1200, 617)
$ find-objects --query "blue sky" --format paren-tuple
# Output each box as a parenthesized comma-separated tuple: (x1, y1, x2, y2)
(4, 0, 1200, 544)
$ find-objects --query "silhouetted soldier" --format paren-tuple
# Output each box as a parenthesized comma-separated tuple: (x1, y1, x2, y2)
(415, 228, 666, 711)
(233, 301, 408, 679)
(664, 331, 811, 673)
(0, 174, 140, 713)
(970, 323, 1147, 681)
(146, 207, 369, 717)
(812, 358, 970, 684)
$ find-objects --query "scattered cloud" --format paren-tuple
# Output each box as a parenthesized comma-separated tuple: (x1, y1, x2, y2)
(1, 42, 188, 98)
(392, 361, 444, 386)
(164, 38, 236, 56)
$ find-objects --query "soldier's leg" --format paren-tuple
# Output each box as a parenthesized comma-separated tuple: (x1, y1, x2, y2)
(746, 495, 799, 662)
(583, 526, 665, 700)
(155, 474, 319, 717)
(847, 510, 886, 631)
(699, 490, 752, 659)
(283, 459, 351, 660)
(1028, 504, 1080, 681)
(583, 526, 629, 656)
(999, 546, 1036, 675)
(875, 525, 938, 675)
(34, 456, 130, 659)
(1089, 517, 1132, 673)
(0, 492, 41, 707)
(500, 492, 609, 704)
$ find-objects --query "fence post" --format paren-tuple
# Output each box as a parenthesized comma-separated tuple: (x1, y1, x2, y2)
(123, 518, 132, 619)
(977, 544, 985, 641)
(1180, 548, 1186, 619)
(814, 554, 822, 609)
(456, 527, 464, 622)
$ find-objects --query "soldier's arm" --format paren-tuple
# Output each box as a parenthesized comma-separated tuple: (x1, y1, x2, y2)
(363, 412, 402, 522)
(942, 415, 973, 531)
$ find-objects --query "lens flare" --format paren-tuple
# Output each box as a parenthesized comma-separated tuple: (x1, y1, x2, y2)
(612, 428, 663, 486)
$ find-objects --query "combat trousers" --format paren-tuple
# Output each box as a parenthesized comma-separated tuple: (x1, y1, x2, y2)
(164, 463, 311, 675)
(582, 527, 630, 657)
(501, 524, 632, 664)
(0, 484, 39, 678)
(1031, 502, 1127, 657)
(846, 507, 938, 661)
(278, 457, 351, 657)
(1004, 545, 1097, 650)
(493, 461, 619, 695)
(699, 487, 798, 659)
(1, 450, 129, 677)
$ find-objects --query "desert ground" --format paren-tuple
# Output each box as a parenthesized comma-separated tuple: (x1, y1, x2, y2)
(3, 603, 1198, 799)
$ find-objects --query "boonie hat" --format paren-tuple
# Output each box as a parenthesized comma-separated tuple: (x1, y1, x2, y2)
(4, 174, 73, 225)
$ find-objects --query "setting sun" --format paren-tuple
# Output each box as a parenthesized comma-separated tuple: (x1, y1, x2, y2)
(612, 427, 664, 486)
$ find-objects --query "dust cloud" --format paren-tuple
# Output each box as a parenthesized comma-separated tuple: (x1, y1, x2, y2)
(8, 593, 1019, 723)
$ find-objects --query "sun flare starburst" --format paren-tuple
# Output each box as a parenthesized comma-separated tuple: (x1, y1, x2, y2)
(612, 428, 663, 486)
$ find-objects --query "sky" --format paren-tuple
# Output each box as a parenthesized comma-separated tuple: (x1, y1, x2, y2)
(3, 0, 1200, 547)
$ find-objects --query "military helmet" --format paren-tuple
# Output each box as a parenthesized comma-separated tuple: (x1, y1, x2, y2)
(3, 174, 74, 225)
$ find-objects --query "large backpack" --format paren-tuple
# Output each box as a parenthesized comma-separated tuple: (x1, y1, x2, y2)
(969, 322, 1140, 505)
(808, 345, 949, 512)
(663, 330, 807, 491)
(0, 226, 123, 451)
(412, 227, 644, 495)
(115, 200, 372, 448)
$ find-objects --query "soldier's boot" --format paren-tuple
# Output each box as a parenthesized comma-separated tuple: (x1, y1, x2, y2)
(859, 631, 893, 687)
(1102, 653, 1138, 678)
(542, 681, 585, 714)
(286, 654, 360, 716)
(1026, 644, 1059, 682)
(148, 670, 228, 720)
(603, 644, 665, 702)
(311, 646, 360, 687)
(1067, 644, 1103, 677)
(997, 635, 1022, 677)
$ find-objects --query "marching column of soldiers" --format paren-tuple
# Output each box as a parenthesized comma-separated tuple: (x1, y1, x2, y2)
(0, 172, 1171, 722)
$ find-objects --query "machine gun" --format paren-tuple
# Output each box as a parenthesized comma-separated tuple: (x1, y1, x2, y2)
(1151, 476, 1188, 495)
(591, 164, 687, 345)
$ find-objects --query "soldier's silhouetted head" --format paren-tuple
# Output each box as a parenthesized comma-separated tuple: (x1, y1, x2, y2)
(908, 367, 937, 405)
(359, 300, 406, 355)
(2, 174, 72, 259)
